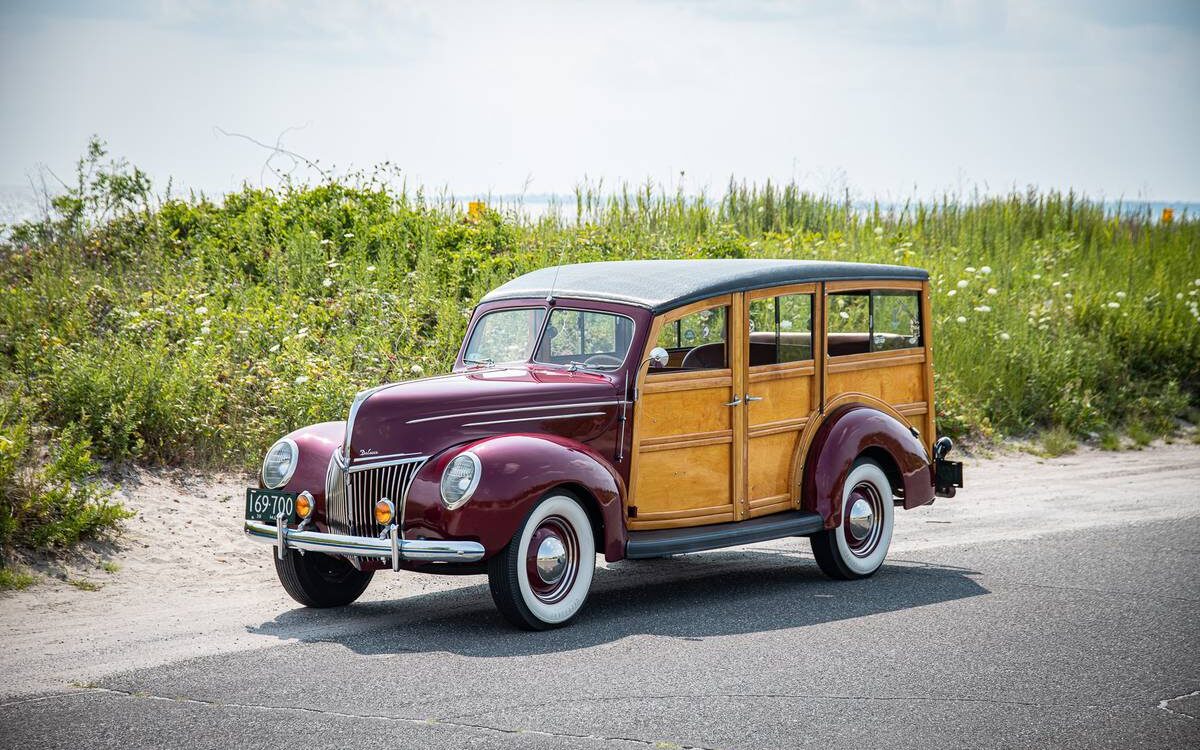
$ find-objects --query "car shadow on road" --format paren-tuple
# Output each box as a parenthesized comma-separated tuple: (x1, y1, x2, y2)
(247, 548, 988, 657)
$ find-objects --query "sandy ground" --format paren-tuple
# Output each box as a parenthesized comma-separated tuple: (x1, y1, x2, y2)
(1, 442, 1197, 701)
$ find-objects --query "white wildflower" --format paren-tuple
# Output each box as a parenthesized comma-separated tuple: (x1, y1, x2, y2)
(980, 266, 992, 275)
(195, 306, 207, 315)
(839, 311, 850, 319)
(343, 232, 354, 238)
(1116, 291, 1126, 299)
(873, 226, 884, 236)
(410, 364, 424, 375)
(366, 265, 376, 272)
(200, 326, 210, 335)
(987, 288, 997, 295)
(999, 332, 1011, 341)
(965, 266, 977, 273)
(1061, 272, 1070, 278)
(1052, 281, 1061, 287)
(320, 239, 331, 245)
(323, 278, 333, 288)
(1032, 274, 1042, 280)
(269, 343, 280, 353)
(956, 316, 967, 324)
(1107, 302, 1120, 309)
(957, 279, 969, 289)
(295, 375, 309, 384)
(974, 305, 992, 313)
(1178, 293, 1185, 300)
(947, 290, 957, 297)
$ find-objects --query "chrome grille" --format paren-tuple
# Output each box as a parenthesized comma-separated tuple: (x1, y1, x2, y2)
(324, 454, 426, 537)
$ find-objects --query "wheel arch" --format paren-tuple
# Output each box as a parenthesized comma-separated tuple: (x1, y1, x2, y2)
(800, 402, 934, 530)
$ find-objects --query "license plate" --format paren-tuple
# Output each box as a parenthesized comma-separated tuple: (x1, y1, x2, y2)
(245, 488, 298, 524)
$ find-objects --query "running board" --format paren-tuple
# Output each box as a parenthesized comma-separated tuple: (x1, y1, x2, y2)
(625, 510, 826, 559)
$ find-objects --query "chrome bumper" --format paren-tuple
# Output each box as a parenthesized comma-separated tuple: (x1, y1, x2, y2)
(244, 519, 486, 570)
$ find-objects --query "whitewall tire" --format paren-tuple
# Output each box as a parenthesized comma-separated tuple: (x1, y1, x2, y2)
(811, 459, 894, 579)
(487, 493, 596, 630)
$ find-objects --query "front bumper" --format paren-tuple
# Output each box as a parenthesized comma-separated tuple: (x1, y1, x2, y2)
(244, 519, 486, 570)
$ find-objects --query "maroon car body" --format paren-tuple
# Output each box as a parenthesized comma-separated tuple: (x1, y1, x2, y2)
(245, 259, 963, 629)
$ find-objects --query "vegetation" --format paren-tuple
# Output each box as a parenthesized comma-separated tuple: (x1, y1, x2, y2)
(1, 139, 1198, 552)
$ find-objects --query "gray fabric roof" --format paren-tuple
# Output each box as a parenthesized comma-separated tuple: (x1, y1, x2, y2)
(481, 259, 928, 313)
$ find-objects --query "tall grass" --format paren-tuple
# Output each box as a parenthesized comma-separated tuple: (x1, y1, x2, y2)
(2, 142, 1197, 484)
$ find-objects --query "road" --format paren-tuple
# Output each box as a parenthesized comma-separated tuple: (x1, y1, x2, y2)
(1, 444, 1198, 749)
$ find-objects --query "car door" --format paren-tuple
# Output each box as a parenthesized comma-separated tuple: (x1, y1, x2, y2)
(741, 284, 822, 518)
(629, 295, 746, 530)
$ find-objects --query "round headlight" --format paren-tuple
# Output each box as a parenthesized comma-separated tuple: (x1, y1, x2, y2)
(261, 438, 298, 489)
(440, 452, 481, 510)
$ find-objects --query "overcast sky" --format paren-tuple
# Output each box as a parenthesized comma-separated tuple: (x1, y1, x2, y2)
(1, 0, 1198, 202)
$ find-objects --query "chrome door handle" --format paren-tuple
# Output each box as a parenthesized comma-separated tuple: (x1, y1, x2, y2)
(745, 394, 764, 402)
(724, 396, 743, 407)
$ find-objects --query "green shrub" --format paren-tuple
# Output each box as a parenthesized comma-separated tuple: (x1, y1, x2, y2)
(0, 416, 132, 554)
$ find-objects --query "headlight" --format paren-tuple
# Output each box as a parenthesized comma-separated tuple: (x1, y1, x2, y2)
(440, 452, 481, 510)
(261, 438, 298, 489)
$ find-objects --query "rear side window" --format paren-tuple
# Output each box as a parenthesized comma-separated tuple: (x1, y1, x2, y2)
(828, 290, 922, 356)
(749, 293, 813, 366)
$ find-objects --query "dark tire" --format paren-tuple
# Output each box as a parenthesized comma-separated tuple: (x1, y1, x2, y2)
(273, 549, 374, 608)
(487, 493, 596, 630)
(810, 458, 894, 580)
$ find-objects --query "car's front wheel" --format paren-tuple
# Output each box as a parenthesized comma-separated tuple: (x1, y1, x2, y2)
(487, 493, 596, 630)
(274, 548, 374, 607)
(810, 458, 895, 579)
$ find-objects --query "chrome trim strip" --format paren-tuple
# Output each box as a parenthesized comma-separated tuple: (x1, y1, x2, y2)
(344, 384, 390, 463)
(353, 451, 421, 463)
(406, 400, 621, 425)
(461, 411, 606, 427)
(346, 455, 429, 474)
(245, 520, 486, 563)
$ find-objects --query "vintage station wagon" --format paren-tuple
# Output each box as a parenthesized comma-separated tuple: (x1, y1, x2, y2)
(244, 259, 963, 629)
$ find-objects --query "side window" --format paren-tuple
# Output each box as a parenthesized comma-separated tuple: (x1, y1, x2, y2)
(873, 291, 922, 351)
(749, 293, 813, 366)
(651, 305, 728, 372)
(827, 290, 922, 357)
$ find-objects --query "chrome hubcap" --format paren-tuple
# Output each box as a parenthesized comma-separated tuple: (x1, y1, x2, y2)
(535, 536, 567, 584)
(847, 497, 875, 541)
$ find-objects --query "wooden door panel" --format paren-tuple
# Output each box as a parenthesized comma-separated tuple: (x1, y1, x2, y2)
(826, 358, 926, 419)
(635, 442, 735, 525)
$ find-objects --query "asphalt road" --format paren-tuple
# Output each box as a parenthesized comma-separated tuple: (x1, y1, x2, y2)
(2, 449, 1199, 749)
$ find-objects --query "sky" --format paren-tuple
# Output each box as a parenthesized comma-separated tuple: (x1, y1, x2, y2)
(1, 0, 1198, 202)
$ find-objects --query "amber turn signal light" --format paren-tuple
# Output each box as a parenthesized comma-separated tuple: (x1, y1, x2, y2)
(296, 491, 314, 519)
(375, 498, 395, 525)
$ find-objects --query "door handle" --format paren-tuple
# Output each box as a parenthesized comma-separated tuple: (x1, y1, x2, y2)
(724, 396, 743, 407)
(745, 394, 764, 402)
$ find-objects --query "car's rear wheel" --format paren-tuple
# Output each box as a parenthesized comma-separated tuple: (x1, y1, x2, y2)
(487, 493, 596, 630)
(274, 548, 374, 607)
(810, 458, 894, 580)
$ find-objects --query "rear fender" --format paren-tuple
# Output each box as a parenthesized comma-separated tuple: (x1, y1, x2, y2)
(404, 434, 628, 562)
(802, 405, 934, 530)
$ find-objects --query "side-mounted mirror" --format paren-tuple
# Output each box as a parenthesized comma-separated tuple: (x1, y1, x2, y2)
(648, 346, 670, 369)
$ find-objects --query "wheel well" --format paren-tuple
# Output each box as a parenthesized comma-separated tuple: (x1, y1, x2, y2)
(858, 446, 903, 500)
(549, 483, 605, 543)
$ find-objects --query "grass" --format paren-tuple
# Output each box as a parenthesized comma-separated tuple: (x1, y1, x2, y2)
(67, 578, 102, 591)
(0, 566, 37, 591)
(1098, 432, 1121, 451)
(1038, 427, 1079, 457)
(101, 560, 120, 573)
(0, 139, 1198, 551)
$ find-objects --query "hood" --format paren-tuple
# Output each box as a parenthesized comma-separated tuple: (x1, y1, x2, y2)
(346, 365, 621, 463)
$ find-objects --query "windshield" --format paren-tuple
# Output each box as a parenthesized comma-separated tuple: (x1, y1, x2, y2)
(533, 308, 634, 370)
(463, 308, 546, 365)
(464, 306, 634, 370)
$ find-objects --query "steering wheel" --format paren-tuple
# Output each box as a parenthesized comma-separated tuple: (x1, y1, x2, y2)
(584, 354, 623, 368)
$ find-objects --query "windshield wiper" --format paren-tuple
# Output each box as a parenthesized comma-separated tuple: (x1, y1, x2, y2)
(565, 361, 616, 372)
(463, 357, 494, 367)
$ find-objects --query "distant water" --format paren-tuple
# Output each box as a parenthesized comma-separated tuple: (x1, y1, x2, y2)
(2, 185, 1196, 235)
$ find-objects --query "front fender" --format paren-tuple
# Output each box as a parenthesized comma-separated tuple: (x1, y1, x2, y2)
(802, 405, 934, 530)
(403, 434, 628, 562)
(274, 421, 343, 499)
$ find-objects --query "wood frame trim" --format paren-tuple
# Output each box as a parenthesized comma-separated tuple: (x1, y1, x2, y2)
(825, 279, 924, 293)
(747, 416, 809, 438)
(640, 429, 734, 452)
(827, 351, 926, 374)
(920, 279, 937, 452)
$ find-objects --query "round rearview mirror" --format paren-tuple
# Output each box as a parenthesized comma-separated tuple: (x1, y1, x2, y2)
(649, 346, 670, 368)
